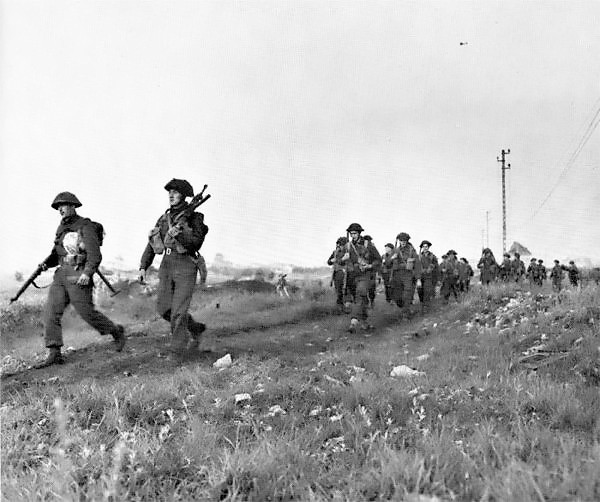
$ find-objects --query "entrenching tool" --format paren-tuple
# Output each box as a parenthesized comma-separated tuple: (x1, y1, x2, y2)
(96, 270, 121, 297)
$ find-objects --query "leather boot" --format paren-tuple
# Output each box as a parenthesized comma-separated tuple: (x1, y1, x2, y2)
(112, 325, 126, 352)
(188, 320, 206, 350)
(35, 346, 64, 368)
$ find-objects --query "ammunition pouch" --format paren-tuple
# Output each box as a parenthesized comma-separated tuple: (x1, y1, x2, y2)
(148, 227, 165, 255)
(406, 258, 415, 271)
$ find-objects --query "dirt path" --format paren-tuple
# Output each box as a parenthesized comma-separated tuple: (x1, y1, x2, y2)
(1, 304, 435, 396)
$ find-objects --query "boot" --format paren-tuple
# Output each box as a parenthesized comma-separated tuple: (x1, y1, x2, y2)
(188, 321, 207, 350)
(35, 346, 64, 368)
(112, 325, 126, 352)
(347, 318, 359, 333)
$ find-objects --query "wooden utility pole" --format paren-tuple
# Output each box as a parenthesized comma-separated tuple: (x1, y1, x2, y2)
(496, 149, 511, 253)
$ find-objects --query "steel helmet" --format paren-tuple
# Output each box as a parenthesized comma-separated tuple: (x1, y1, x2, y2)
(51, 192, 82, 210)
(396, 232, 410, 241)
(346, 223, 364, 233)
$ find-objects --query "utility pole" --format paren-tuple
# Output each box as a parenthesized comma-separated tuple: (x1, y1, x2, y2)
(496, 149, 511, 253)
(485, 211, 490, 248)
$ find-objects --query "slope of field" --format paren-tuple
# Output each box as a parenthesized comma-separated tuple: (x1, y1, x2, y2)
(1, 278, 599, 501)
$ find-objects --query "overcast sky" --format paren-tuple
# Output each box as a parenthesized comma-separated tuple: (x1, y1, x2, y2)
(1, 1, 599, 277)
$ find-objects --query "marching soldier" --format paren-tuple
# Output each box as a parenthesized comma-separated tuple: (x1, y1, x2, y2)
(37, 192, 125, 368)
(440, 250, 460, 302)
(341, 223, 381, 332)
(418, 240, 438, 308)
(380, 243, 395, 303)
(276, 274, 291, 297)
(550, 260, 563, 292)
(139, 179, 208, 355)
(388, 232, 421, 317)
(537, 259, 547, 286)
(566, 261, 580, 287)
(499, 253, 512, 282)
(328, 237, 348, 312)
(477, 248, 498, 285)
(511, 252, 526, 283)
(527, 258, 538, 287)
(363, 235, 377, 308)
(458, 257, 474, 293)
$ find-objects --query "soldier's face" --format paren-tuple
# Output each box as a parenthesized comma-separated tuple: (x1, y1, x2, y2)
(349, 231, 360, 241)
(399, 240, 407, 247)
(421, 244, 429, 252)
(169, 189, 184, 206)
(58, 204, 76, 218)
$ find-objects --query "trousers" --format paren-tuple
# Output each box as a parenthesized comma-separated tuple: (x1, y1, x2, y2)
(44, 265, 119, 347)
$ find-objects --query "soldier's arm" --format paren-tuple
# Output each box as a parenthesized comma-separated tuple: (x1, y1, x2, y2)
(327, 251, 336, 266)
(80, 223, 102, 276)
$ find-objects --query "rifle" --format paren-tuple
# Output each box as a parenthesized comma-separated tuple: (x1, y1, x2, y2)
(96, 269, 121, 297)
(172, 184, 211, 224)
(10, 256, 52, 303)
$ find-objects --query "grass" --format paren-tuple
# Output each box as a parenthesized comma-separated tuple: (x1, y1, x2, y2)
(2, 279, 600, 500)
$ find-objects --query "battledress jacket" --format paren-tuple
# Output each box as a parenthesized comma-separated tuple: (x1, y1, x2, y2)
(327, 248, 346, 271)
(140, 202, 205, 270)
(419, 251, 439, 283)
(387, 243, 422, 279)
(344, 239, 382, 277)
(44, 215, 102, 277)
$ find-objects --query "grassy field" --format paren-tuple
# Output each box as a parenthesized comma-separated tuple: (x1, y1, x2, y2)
(1, 275, 599, 501)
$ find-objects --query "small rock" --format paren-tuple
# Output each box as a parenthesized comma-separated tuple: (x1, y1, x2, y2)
(390, 365, 425, 378)
(416, 354, 430, 362)
(213, 354, 232, 369)
(234, 393, 252, 404)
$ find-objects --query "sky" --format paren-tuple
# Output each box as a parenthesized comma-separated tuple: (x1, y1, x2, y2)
(1, 0, 599, 279)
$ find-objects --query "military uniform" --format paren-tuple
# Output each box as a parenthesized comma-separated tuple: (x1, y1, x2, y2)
(457, 258, 473, 292)
(499, 254, 512, 282)
(363, 236, 377, 307)
(140, 179, 207, 353)
(550, 261, 563, 292)
(527, 259, 538, 287)
(477, 248, 498, 285)
(40, 192, 124, 366)
(388, 233, 421, 315)
(342, 223, 381, 331)
(537, 260, 547, 286)
(380, 243, 395, 303)
(567, 262, 579, 287)
(418, 240, 438, 306)
(327, 237, 348, 311)
(440, 250, 460, 302)
(511, 254, 526, 283)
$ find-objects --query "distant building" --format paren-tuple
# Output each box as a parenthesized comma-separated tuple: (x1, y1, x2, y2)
(508, 241, 531, 257)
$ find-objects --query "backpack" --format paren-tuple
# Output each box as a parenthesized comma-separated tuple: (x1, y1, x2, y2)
(82, 218, 105, 246)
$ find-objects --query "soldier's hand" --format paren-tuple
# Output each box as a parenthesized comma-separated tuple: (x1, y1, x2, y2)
(77, 273, 90, 286)
(39, 262, 48, 272)
(342, 253, 350, 261)
(138, 269, 146, 284)
(167, 226, 182, 238)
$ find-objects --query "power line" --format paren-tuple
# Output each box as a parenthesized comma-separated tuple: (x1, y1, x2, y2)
(532, 99, 600, 218)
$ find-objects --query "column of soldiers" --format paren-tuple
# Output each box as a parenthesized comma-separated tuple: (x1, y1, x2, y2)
(327, 224, 476, 332)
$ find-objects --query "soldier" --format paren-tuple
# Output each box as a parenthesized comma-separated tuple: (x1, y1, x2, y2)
(440, 250, 460, 302)
(388, 232, 421, 317)
(527, 258, 538, 287)
(566, 260, 580, 287)
(477, 248, 498, 285)
(550, 260, 563, 292)
(537, 259, 547, 286)
(36, 192, 125, 367)
(363, 235, 377, 308)
(341, 223, 381, 332)
(276, 274, 291, 298)
(458, 257, 474, 292)
(139, 179, 208, 355)
(328, 237, 348, 312)
(418, 240, 438, 308)
(499, 253, 512, 282)
(380, 243, 395, 303)
(511, 252, 526, 283)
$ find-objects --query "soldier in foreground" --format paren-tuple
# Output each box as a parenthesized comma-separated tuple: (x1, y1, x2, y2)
(417, 240, 438, 309)
(458, 257, 474, 293)
(341, 223, 381, 333)
(527, 258, 538, 287)
(328, 237, 348, 313)
(537, 259, 547, 286)
(499, 253, 512, 282)
(139, 179, 208, 355)
(37, 192, 125, 367)
(440, 250, 460, 303)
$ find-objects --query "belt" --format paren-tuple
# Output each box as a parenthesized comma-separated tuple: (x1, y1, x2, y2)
(60, 255, 79, 266)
